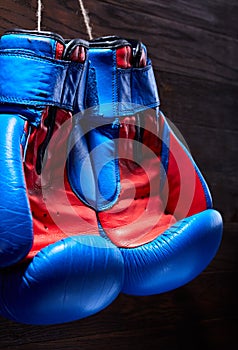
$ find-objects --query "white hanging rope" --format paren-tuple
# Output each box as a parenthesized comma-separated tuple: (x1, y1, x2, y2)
(77, 0, 93, 40)
(36, 0, 93, 38)
(37, 0, 42, 31)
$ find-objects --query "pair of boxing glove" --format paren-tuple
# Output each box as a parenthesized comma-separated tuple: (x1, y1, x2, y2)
(0, 29, 223, 325)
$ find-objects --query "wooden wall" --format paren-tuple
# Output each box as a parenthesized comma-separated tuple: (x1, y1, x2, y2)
(0, 0, 237, 348)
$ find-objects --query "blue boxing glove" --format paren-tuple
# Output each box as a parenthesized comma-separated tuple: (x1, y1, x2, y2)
(0, 32, 223, 326)
(0, 30, 124, 325)
(83, 36, 223, 295)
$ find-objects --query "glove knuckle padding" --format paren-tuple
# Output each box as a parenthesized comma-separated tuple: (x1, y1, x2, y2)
(121, 209, 222, 295)
(0, 235, 124, 325)
(0, 32, 223, 325)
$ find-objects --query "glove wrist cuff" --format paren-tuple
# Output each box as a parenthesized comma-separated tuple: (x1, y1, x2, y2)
(0, 31, 88, 124)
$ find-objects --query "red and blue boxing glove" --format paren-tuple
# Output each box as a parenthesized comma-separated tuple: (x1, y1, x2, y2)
(0, 30, 223, 325)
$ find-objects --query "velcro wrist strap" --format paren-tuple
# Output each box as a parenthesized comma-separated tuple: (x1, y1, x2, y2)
(88, 48, 160, 117)
(0, 50, 84, 111)
(117, 64, 160, 116)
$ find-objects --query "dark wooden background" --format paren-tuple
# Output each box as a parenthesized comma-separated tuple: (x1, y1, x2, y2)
(0, 0, 237, 348)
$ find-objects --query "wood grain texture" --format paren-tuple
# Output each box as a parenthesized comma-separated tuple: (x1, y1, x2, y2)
(0, 0, 237, 348)
(86, 0, 238, 85)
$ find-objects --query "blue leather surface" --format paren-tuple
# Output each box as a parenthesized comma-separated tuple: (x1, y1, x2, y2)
(0, 235, 124, 325)
(69, 44, 160, 210)
(72, 59, 89, 114)
(0, 32, 62, 266)
(68, 118, 120, 210)
(0, 115, 33, 266)
(0, 31, 88, 266)
(69, 48, 121, 210)
(120, 209, 223, 295)
(87, 125, 120, 210)
(87, 50, 160, 116)
(160, 114, 170, 190)
(0, 33, 86, 120)
(88, 48, 116, 115)
(0, 33, 60, 58)
(117, 63, 160, 115)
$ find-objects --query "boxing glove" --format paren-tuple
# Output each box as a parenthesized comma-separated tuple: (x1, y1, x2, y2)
(0, 32, 223, 326)
(0, 30, 124, 325)
(78, 36, 222, 295)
